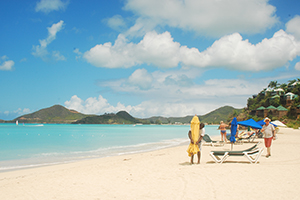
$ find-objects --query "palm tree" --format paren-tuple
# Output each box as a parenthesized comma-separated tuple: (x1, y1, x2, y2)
(288, 79, 296, 86)
(268, 81, 279, 89)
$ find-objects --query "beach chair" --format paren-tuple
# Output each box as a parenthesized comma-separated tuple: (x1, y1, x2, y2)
(237, 132, 256, 143)
(209, 142, 263, 164)
(203, 134, 224, 147)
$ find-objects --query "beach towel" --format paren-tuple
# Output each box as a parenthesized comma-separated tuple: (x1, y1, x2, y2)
(187, 115, 200, 157)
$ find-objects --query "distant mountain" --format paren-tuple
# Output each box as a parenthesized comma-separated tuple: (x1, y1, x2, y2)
(146, 116, 192, 124)
(2, 105, 243, 124)
(72, 111, 148, 124)
(145, 106, 243, 124)
(12, 105, 90, 124)
(199, 105, 243, 124)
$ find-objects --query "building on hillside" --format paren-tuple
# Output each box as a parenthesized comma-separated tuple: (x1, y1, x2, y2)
(288, 81, 300, 89)
(271, 88, 285, 96)
(285, 92, 298, 106)
(276, 105, 289, 118)
(285, 92, 296, 100)
(266, 105, 277, 117)
(256, 106, 265, 117)
(255, 105, 288, 118)
(271, 94, 280, 99)
(266, 105, 277, 110)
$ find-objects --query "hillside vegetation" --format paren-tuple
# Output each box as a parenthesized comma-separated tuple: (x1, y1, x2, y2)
(246, 79, 300, 128)
(11, 105, 90, 124)
(1, 105, 242, 125)
(73, 111, 148, 124)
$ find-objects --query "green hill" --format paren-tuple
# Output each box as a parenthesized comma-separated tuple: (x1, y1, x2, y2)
(72, 111, 147, 124)
(2, 105, 243, 124)
(200, 106, 243, 124)
(145, 106, 243, 124)
(13, 105, 89, 124)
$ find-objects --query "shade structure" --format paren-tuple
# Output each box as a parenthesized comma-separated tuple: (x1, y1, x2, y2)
(187, 115, 200, 157)
(271, 120, 286, 127)
(237, 118, 262, 129)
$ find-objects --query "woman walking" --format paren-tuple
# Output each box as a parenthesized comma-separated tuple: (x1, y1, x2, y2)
(261, 117, 276, 158)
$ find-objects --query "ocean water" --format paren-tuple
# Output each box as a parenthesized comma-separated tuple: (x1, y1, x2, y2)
(0, 124, 220, 171)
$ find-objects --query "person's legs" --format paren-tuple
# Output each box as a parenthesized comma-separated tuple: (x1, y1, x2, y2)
(267, 147, 271, 157)
(191, 154, 194, 164)
(197, 151, 201, 164)
(264, 138, 272, 157)
(222, 132, 227, 142)
(220, 131, 223, 141)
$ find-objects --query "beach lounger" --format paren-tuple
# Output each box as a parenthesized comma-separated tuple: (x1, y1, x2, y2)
(209, 142, 263, 164)
(237, 132, 256, 143)
(227, 132, 256, 143)
(203, 134, 224, 147)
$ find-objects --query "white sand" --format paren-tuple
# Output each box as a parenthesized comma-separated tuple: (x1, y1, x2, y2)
(1, 127, 300, 200)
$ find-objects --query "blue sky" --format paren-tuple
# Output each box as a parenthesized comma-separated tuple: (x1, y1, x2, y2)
(1, 0, 300, 120)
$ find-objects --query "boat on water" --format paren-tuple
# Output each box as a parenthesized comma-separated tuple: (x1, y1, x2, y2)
(16, 120, 18, 125)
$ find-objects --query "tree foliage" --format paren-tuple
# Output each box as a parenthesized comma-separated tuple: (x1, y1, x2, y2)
(247, 79, 300, 120)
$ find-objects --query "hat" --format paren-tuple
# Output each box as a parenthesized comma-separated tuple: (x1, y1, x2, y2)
(264, 117, 271, 122)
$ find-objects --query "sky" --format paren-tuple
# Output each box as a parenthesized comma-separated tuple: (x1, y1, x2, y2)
(1, 0, 300, 120)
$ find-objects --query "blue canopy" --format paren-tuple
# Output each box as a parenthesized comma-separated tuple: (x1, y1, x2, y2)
(237, 118, 262, 129)
(257, 120, 277, 127)
(230, 117, 237, 143)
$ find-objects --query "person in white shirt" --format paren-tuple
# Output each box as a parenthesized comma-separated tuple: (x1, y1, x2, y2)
(188, 123, 205, 164)
(261, 117, 276, 158)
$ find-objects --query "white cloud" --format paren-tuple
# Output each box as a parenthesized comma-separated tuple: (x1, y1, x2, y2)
(191, 30, 300, 71)
(72, 68, 270, 118)
(105, 15, 127, 31)
(52, 51, 66, 61)
(128, 68, 153, 90)
(35, 0, 69, 14)
(73, 48, 82, 55)
(286, 15, 300, 41)
(1, 55, 8, 60)
(64, 95, 132, 115)
(63, 76, 256, 117)
(100, 68, 265, 101)
(83, 34, 141, 68)
(83, 31, 183, 68)
(4, 108, 32, 116)
(295, 62, 300, 71)
(84, 30, 300, 71)
(0, 55, 14, 71)
(32, 20, 65, 59)
(20, 58, 27, 62)
(73, 48, 82, 60)
(124, 0, 278, 37)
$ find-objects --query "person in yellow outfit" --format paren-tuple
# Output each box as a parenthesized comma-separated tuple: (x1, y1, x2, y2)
(187, 115, 204, 164)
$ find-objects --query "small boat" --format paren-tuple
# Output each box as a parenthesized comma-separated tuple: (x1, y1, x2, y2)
(16, 120, 18, 125)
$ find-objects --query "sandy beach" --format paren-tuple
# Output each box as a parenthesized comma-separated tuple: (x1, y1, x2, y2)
(1, 127, 300, 200)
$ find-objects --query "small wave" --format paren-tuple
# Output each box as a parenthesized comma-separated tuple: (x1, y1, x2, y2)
(0, 138, 188, 172)
(0, 160, 73, 172)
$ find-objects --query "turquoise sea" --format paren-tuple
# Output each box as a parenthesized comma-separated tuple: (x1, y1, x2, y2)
(0, 124, 220, 171)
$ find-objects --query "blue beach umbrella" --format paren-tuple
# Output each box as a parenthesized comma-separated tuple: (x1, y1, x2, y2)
(237, 118, 262, 129)
(230, 117, 237, 150)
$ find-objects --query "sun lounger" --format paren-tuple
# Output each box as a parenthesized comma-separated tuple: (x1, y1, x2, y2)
(226, 132, 256, 143)
(203, 134, 224, 147)
(209, 142, 263, 164)
(237, 132, 256, 143)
